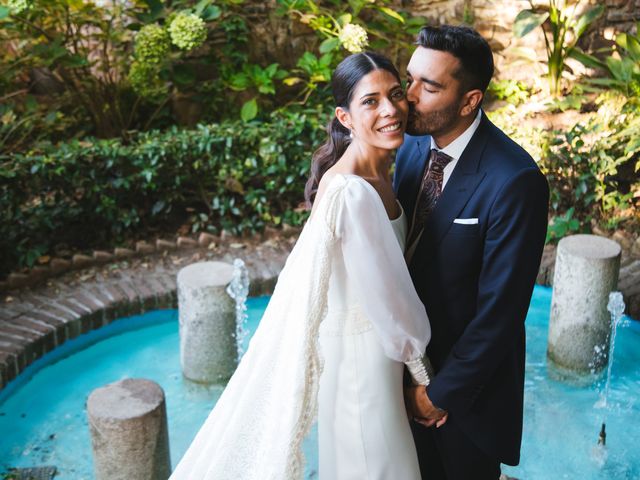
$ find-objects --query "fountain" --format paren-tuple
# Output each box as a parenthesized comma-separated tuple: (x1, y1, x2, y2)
(595, 292, 626, 443)
(226, 258, 250, 359)
(176, 261, 236, 383)
(86, 378, 171, 480)
(547, 234, 621, 383)
(0, 282, 637, 478)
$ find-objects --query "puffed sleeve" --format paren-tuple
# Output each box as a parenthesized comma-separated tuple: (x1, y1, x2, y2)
(336, 176, 432, 373)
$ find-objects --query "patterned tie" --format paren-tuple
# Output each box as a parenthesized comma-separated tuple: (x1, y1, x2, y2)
(406, 148, 454, 251)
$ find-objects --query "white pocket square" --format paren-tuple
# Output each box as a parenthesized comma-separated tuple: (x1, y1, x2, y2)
(453, 218, 479, 225)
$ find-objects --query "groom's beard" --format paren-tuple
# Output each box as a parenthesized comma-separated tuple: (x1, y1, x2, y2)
(405, 100, 461, 137)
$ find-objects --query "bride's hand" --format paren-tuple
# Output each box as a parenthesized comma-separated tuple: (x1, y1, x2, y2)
(403, 385, 448, 428)
(415, 412, 448, 429)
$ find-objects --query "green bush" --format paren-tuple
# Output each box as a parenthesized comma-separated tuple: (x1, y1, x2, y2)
(489, 92, 639, 242)
(573, 22, 640, 98)
(542, 93, 639, 235)
(0, 106, 329, 276)
(486, 79, 532, 106)
(1, 0, 421, 151)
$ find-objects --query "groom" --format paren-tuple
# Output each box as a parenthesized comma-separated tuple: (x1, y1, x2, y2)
(395, 25, 549, 479)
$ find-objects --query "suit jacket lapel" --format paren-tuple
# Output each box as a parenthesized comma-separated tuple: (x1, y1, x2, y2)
(397, 138, 429, 223)
(410, 114, 491, 270)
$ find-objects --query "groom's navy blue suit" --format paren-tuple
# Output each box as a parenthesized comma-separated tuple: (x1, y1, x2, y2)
(394, 112, 549, 477)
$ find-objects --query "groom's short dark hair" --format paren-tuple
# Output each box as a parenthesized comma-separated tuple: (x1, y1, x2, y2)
(416, 25, 494, 94)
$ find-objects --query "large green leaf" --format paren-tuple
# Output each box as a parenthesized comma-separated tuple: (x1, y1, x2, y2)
(194, 0, 211, 16)
(574, 4, 604, 39)
(229, 72, 250, 91)
(258, 83, 276, 95)
(319, 37, 340, 54)
(616, 32, 640, 63)
(137, 0, 164, 22)
(264, 63, 279, 77)
(606, 56, 634, 83)
(319, 53, 333, 68)
(586, 78, 625, 89)
(513, 10, 549, 38)
(405, 15, 428, 35)
(0, 6, 10, 19)
(377, 6, 405, 24)
(202, 5, 221, 21)
(569, 47, 607, 70)
(336, 13, 352, 28)
(241, 98, 258, 121)
(296, 52, 317, 75)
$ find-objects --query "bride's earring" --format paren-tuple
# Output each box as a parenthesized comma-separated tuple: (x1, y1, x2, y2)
(349, 125, 354, 139)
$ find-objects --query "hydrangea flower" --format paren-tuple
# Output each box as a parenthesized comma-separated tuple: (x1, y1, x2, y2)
(135, 24, 170, 65)
(168, 12, 207, 51)
(128, 61, 167, 99)
(339, 23, 368, 53)
(7, 0, 30, 14)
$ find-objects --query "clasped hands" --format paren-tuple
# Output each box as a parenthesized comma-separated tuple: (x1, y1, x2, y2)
(404, 385, 449, 428)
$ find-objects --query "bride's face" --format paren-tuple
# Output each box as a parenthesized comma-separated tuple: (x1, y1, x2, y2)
(337, 68, 408, 151)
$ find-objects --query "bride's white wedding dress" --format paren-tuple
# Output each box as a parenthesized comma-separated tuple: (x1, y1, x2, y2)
(170, 174, 431, 480)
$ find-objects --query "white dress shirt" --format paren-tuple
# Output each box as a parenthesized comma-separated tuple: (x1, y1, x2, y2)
(429, 109, 482, 190)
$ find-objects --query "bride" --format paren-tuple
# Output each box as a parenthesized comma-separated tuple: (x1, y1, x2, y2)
(170, 52, 435, 480)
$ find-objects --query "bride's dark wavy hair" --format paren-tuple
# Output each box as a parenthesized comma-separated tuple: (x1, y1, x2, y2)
(304, 52, 401, 207)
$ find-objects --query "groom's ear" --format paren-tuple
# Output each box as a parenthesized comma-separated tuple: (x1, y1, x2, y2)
(460, 89, 483, 117)
(335, 106, 353, 131)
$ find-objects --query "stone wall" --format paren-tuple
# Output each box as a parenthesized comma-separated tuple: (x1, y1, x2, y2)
(403, 0, 540, 79)
(400, 0, 640, 79)
(248, 0, 640, 80)
(602, 0, 640, 29)
(406, 0, 640, 40)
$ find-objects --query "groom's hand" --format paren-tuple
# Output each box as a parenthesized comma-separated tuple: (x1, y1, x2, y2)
(404, 385, 448, 428)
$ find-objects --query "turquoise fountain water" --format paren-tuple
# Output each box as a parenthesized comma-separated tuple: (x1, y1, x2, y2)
(0, 286, 638, 479)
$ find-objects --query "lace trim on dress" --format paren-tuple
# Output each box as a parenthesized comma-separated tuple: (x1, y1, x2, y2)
(286, 176, 344, 478)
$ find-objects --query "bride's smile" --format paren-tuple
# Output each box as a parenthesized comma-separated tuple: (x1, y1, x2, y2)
(378, 121, 402, 133)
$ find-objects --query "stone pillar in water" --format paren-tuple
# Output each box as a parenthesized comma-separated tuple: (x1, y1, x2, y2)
(548, 234, 621, 379)
(177, 261, 236, 383)
(87, 378, 171, 480)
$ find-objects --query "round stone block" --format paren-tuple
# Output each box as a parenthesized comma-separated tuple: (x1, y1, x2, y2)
(87, 378, 171, 480)
(548, 234, 621, 379)
(177, 261, 236, 383)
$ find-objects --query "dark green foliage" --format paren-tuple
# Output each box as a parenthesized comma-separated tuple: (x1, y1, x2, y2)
(0, 107, 329, 275)
(572, 23, 640, 98)
(489, 91, 639, 244)
(541, 95, 639, 238)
